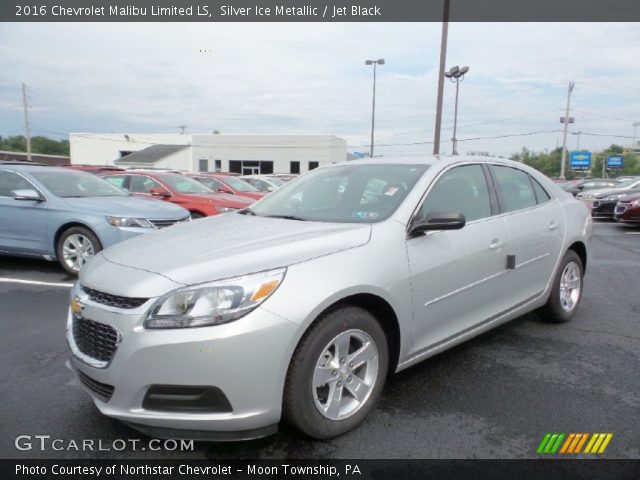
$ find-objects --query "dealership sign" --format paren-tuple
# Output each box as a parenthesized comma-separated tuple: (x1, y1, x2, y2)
(569, 151, 592, 171)
(607, 155, 624, 169)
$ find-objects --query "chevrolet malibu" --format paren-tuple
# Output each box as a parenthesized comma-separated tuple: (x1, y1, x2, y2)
(0, 164, 190, 275)
(67, 157, 592, 439)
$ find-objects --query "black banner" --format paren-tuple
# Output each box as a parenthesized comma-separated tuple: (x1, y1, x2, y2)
(3, 0, 640, 22)
(5, 459, 640, 480)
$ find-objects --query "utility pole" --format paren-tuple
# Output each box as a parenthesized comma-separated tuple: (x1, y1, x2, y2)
(177, 125, 187, 134)
(364, 58, 385, 158)
(633, 122, 640, 149)
(575, 130, 582, 150)
(432, 0, 450, 156)
(559, 81, 575, 180)
(21, 83, 32, 162)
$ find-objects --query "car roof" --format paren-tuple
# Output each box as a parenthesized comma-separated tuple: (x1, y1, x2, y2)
(0, 164, 72, 173)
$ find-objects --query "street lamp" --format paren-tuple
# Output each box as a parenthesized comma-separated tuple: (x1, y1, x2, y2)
(633, 122, 640, 149)
(445, 65, 469, 155)
(365, 58, 385, 158)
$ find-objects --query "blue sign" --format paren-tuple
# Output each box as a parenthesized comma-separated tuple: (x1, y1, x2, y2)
(607, 155, 623, 168)
(569, 151, 592, 170)
(353, 151, 367, 159)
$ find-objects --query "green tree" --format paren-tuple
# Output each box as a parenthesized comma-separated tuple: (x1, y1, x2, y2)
(0, 135, 69, 156)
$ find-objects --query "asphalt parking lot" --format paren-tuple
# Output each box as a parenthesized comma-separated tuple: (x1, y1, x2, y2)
(1, 220, 639, 459)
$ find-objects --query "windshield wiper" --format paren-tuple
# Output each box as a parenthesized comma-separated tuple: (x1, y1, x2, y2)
(238, 208, 257, 216)
(262, 214, 307, 221)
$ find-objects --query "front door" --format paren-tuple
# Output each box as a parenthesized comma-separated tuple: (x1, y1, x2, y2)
(406, 164, 512, 354)
(0, 171, 49, 254)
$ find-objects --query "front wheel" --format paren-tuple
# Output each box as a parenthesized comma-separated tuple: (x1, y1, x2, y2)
(283, 305, 388, 439)
(537, 250, 584, 323)
(56, 226, 102, 276)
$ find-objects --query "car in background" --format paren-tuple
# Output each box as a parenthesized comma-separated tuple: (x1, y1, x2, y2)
(562, 178, 619, 196)
(577, 178, 640, 202)
(240, 174, 286, 192)
(187, 173, 266, 201)
(63, 165, 125, 175)
(271, 174, 298, 182)
(614, 192, 640, 225)
(69, 156, 591, 440)
(100, 171, 252, 218)
(591, 187, 640, 219)
(0, 165, 190, 275)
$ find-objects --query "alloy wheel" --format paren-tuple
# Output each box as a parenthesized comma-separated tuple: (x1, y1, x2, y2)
(62, 234, 95, 273)
(559, 261, 581, 312)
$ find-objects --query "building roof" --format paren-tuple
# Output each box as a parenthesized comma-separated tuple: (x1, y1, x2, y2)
(114, 144, 189, 165)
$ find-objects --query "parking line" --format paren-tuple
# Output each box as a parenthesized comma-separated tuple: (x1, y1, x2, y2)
(0, 278, 73, 288)
(625, 232, 640, 235)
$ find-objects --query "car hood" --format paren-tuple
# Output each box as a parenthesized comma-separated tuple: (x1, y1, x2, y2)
(100, 213, 371, 286)
(184, 192, 253, 207)
(62, 196, 189, 218)
(620, 192, 640, 202)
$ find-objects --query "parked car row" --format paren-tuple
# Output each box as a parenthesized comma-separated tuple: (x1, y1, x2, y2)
(0, 161, 292, 275)
(573, 177, 640, 225)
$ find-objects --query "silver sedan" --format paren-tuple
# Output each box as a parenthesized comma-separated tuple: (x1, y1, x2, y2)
(67, 156, 592, 440)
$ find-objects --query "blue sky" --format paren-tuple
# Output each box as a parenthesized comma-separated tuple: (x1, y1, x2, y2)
(0, 22, 638, 157)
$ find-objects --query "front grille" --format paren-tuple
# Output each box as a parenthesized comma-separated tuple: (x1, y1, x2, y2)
(77, 370, 115, 402)
(72, 317, 118, 363)
(82, 286, 148, 309)
(149, 216, 190, 229)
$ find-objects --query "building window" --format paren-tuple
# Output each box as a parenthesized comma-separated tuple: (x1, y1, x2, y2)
(309, 161, 319, 171)
(214, 160, 222, 172)
(290, 161, 300, 174)
(198, 159, 209, 172)
(229, 160, 274, 175)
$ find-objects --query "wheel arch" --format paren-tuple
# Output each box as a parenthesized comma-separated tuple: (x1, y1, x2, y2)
(567, 240, 587, 272)
(53, 222, 103, 256)
(294, 292, 402, 376)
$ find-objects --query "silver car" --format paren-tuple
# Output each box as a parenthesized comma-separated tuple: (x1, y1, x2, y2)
(67, 157, 592, 440)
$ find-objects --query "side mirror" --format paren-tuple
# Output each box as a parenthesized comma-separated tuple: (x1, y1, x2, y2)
(266, 186, 276, 192)
(409, 211, 465, 237)
(218, 188, 233, 194)
(149, 187, 170, 197)
(12, 189, 44, 202)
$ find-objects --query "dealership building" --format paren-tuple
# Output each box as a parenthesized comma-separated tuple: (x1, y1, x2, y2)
(69, 133, 348, 175)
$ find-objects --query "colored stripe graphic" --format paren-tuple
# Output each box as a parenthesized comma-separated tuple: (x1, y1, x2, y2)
(538, 433, 613, 454)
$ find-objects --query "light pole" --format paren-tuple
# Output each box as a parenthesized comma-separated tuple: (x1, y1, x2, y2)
(633, 122, 640, 149)
(445, 65, 469, 155)
(365, 58, 385, 158)
(559, 81, 575, 180)
(432, 0, 450, 156)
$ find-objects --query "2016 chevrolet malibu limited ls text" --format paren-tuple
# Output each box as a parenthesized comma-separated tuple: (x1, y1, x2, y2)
(67, 157, 592, 440)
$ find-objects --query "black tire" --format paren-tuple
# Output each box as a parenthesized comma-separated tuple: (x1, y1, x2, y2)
(283, 305, 389, 439)
(537, 250, 584, 323)
(56, 226, 102, 276)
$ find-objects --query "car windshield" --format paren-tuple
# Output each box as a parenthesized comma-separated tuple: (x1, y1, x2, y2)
(31, 171, 126, 198)
(247, 163, 429, 223)
(222, 176, 259, 192)
(614, 179, 637, 188)
(265, 177, 286, 187)
(158, 174, 212, 194)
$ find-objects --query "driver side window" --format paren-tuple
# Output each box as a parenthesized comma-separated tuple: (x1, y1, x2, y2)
(0, 171, 35, 197)
(418, 164, 492, 223)
(129, 175, 163, 194)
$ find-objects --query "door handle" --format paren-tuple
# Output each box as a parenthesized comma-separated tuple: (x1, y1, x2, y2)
(489, 239, 505, 250)
(549, 221, 558, 231)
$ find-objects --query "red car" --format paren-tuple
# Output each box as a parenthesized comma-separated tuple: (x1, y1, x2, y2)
(614, 192, 640, 225)
(100, 171, 252, 218)
(187, 173, 266, 201)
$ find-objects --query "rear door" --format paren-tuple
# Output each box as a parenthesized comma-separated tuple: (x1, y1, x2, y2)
(489, 165, 564, 305)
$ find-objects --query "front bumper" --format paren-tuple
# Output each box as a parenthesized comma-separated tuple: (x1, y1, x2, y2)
(591, 200, 617, 218)
(66, 288, 299, 437)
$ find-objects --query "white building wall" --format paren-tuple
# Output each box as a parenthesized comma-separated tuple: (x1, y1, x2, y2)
(70, 133, 190, 165)
(70, 133, 347, 173)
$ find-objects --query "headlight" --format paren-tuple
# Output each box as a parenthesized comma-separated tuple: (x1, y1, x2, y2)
(633, 199, 640, 207)
(106, 216, 154, 228)
(220, 207, 237, 213)
(144, 268, 286, 329)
